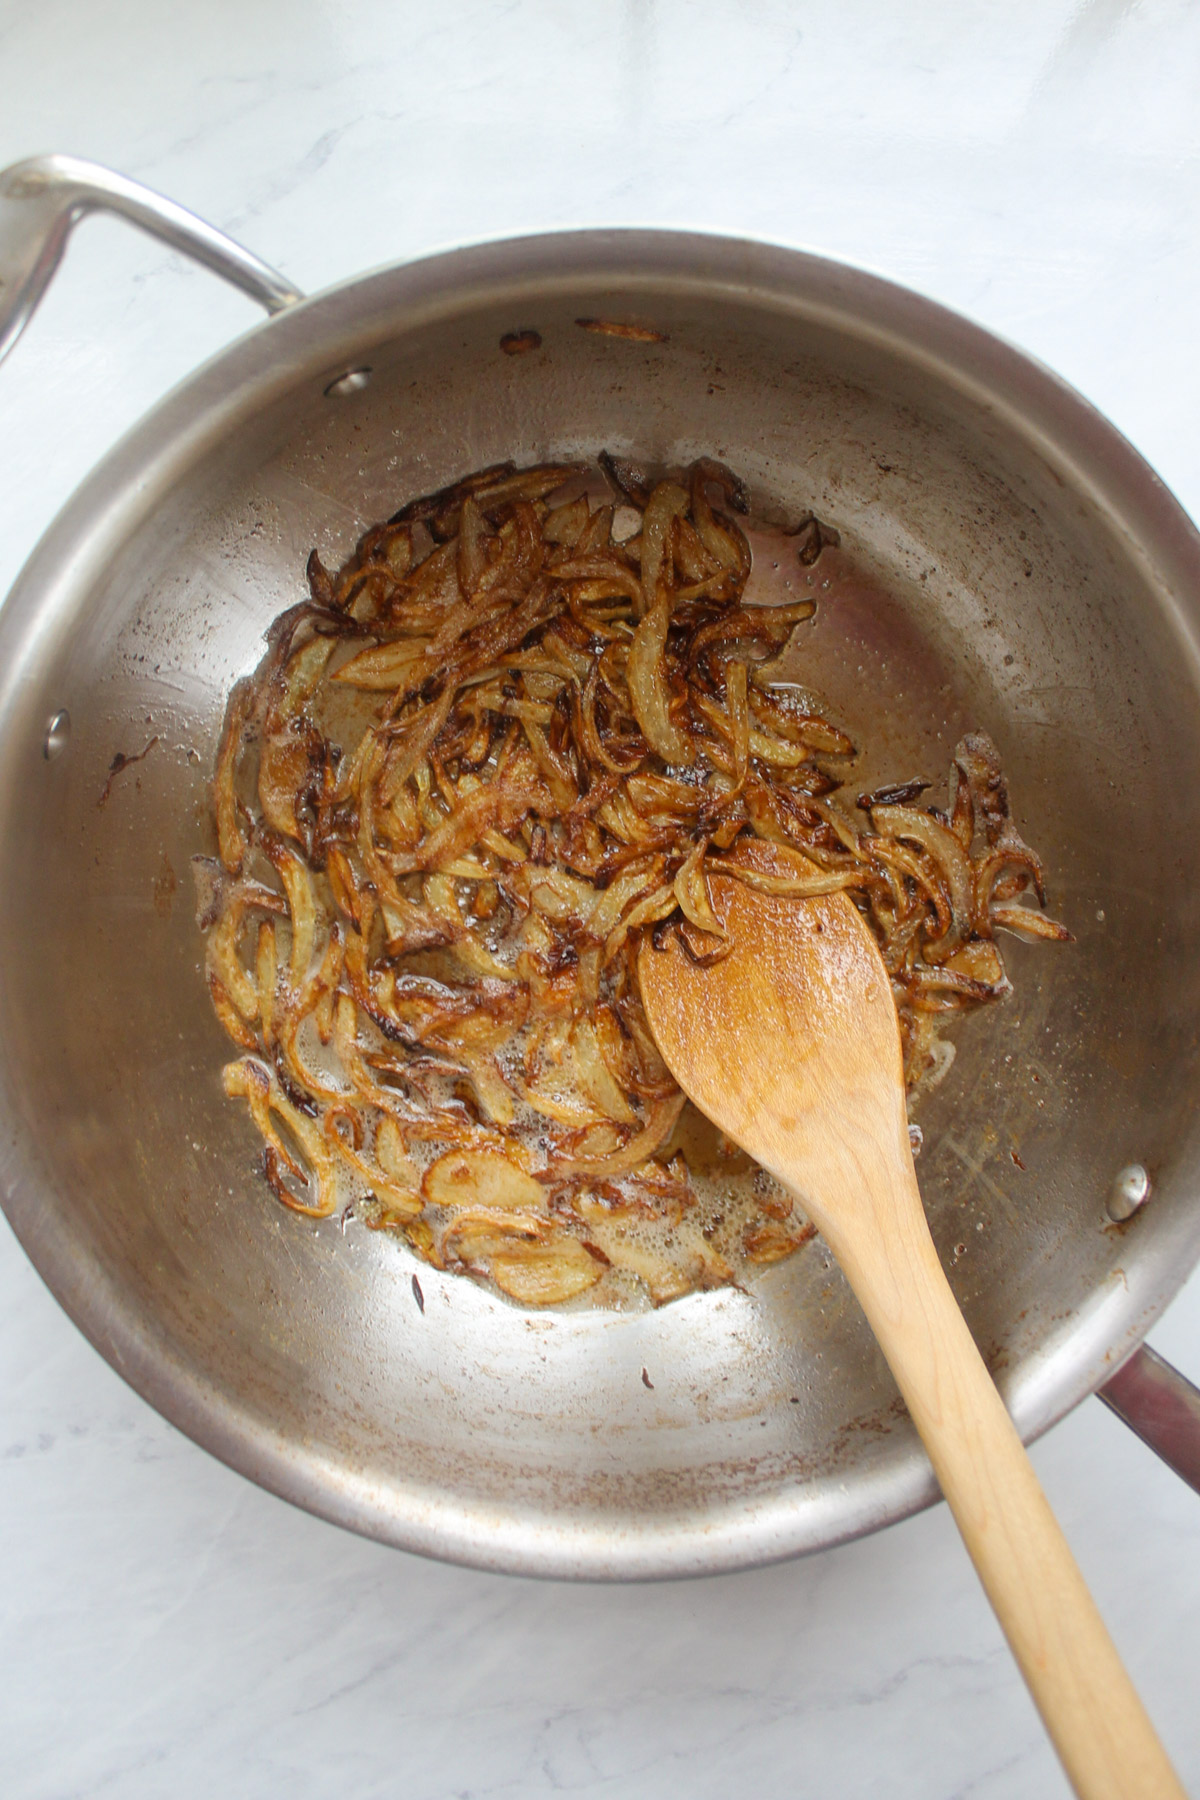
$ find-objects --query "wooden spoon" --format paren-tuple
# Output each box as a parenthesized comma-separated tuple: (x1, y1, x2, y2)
(638, 856, 1184, 1800)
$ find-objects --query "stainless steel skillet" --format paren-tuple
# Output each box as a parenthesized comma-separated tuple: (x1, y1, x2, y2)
(0, 153, 1197, 1577)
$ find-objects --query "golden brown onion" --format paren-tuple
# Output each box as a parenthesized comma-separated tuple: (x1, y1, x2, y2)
(201, 455, 1068, 1308)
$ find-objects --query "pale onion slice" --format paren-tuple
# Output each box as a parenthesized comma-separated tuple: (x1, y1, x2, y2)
(486, 1237, 603, 1305)
(747, 729, 808, 768)
(273, 848, 321, 989)
(557, 1090, 686, 1178)
(222, 1057, 339, 1217)
(377, 1116, 421, 1188)
(325, 1106, 424, 1218)
(627, 589, 694, 765)
(207, 974, 260, 1050)
(672, 841, 724, 937)
(442, 1204, 605, 1305)
(568, 1018, 639, 1125)
(602, 882, 677, 963)
(586, 1216, 733, 1306)
(991, 905, 1073, 942)
(422, 874, 516, 981)
(872, 804, 974, 962)
(637, 480, 690, 616)
(205, 879, 286, 1021)
(521, 866, 601, 927)
(588, 859, 666, 942)
(333, 637, 433, 690)
(423, 1146, 546, 1213)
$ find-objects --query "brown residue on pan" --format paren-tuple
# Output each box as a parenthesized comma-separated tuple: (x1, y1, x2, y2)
(500, 329, 542, 356)
(153, 851, 177, 918)
(98, 735, 159, 807)
(576, 318, 667, 343)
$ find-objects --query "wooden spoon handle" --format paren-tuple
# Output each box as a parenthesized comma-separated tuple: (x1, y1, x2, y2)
(828, 1194, 1185, 1800)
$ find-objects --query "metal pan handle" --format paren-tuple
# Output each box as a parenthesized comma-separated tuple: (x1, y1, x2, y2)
(0, 153, 303, 365)
(1098, 1344, 1200, 1495)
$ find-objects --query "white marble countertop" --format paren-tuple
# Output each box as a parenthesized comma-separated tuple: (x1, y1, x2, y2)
(3, 4, 1200, 1795)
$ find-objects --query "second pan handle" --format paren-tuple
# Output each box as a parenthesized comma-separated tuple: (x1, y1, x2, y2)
(0, 153, 303, 366)
(1098, 1343, 1200, 1495)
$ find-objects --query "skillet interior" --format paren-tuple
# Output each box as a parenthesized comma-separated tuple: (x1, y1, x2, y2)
(2, 231, 1199, 1576)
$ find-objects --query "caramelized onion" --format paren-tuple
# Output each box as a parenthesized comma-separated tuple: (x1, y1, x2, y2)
(871, 805, 974, 962)
(202, 455, 1067, 1308)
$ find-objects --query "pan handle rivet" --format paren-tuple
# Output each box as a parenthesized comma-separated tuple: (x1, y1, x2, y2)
(43, 710, 70, 759)
(1107, 1164, 1150, 1222)
(324, 367, 372, 398)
